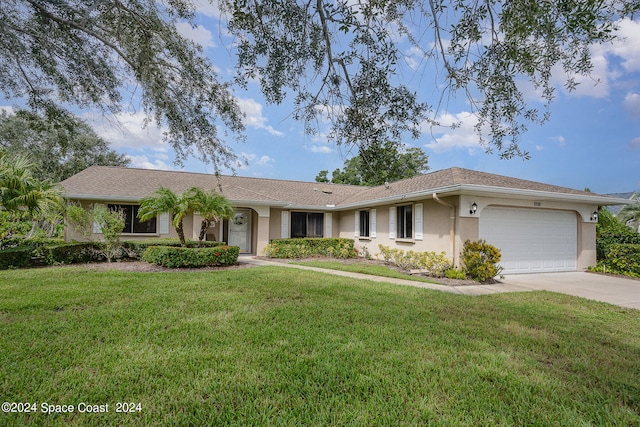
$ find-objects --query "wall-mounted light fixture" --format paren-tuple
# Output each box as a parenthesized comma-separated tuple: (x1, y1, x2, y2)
(591, 211, 598, 222)
(470, 202, 478, 215)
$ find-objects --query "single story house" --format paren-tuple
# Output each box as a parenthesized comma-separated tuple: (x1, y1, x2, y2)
(60, 165, 626, 274)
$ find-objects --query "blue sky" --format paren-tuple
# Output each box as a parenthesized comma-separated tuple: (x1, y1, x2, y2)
(3, 2, 639, 195)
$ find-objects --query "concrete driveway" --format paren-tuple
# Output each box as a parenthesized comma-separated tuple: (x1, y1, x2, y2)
(494, 272, 640, 310)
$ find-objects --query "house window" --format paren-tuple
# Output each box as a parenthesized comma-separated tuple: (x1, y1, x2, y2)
(397, 205, 412, 239)
(359, 210, 370, 238)
(108, 204, 157, 234)
(291, 212, 324, 238)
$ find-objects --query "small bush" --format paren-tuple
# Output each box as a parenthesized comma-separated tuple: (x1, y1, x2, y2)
(461, 240, 503, 282)
(265, 238, 357, 259)
(377, 245, 452, 276)
(445, 267, 467, 279)
(0, 247, 34, 269)
(141, 245, 239, 268)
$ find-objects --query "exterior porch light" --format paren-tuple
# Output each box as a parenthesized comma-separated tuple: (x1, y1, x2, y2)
(470, 202, 478, 215)
(591, 211, 598, 222)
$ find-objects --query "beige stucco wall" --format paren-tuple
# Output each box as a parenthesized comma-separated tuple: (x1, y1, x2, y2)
(337, 197, 457, 262)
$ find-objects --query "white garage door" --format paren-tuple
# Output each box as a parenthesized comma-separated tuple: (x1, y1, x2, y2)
(479, 207, 577, 274)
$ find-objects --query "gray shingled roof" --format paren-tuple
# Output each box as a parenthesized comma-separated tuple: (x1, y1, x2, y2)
(60, 166, 621, 209)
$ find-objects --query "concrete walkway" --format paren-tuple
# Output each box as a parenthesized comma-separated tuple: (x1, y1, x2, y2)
(238, 256, 640, 310)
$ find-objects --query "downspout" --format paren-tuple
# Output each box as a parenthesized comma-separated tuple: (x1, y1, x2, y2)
(432, 193, 457, 266)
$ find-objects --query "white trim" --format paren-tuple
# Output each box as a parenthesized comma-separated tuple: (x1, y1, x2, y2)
(370, 209, 376, 238)
(325, 213, 333, 237)
(414, 203, 423, 240)
(354, 211, 360, 238)
(281, 211, 289, 238)
(159, 212, 170, 235)
(389, 207, 396, 239)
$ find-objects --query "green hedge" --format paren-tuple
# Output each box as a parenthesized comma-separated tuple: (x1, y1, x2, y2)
(603, 244, 640, 277)
(264, 238, 357, 259)
(141, 245, 240, 268)
(0, 246, 34, 269)
(0, 241, 104, 270)
(39, 242, 105, 265)
(123, 239, 225, 258)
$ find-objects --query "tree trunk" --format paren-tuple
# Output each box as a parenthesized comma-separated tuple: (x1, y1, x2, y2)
(176, 221, 186, 247)
(198, 220, 209, 247)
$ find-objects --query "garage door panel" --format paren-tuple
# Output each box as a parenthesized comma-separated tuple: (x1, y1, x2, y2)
(479, 207, 577, 274)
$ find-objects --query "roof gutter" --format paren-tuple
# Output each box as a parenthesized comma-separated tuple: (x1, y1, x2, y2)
(335, 184, 630, 211)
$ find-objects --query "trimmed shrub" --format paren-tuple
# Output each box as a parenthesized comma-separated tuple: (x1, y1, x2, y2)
(461, 240, 503, 282)
(264, 238, 357, 259)
(141, 245, 239, 268)
(0, 241, 103, 270)
(123, 239, 225, 258)
(602, 243, 640, 277)
(40, 242, 105, 265)
(0, 246, 34, 269)
(377, 245, 452, 276)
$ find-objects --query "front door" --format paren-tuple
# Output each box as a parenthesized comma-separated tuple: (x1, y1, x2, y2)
(228, 209, 252, 253)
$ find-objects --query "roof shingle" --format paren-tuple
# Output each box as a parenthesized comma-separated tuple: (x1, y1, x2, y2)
(59, 166, 614, 208)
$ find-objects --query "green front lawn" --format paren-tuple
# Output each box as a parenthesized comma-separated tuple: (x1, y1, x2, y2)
(1, 266, 639, 426)
(292, 259, 438, 283)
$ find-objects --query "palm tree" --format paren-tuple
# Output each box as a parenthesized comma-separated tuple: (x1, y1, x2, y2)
(137, 187, 190, 247)
(1, 152, 63, 238)
(618, 197, 640, 233)
(184, 187, 235, 246)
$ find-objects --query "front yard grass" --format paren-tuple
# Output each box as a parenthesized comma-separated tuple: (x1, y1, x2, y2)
(1, 266, 639, 426)
(291, 259, 438, 283)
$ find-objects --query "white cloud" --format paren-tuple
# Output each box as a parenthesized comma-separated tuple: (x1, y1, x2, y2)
(193, 0, 225, 18)
(175, 22, 215, 49)
(535, 145, 544, 151)
(610, 19, 640, 72)
(550, 135, 566, 147)
(624, 92, 640, 118)
(126, 155, 173, 170)
(0, 105, 14, 115)
(83, 111, 170, 152)
(307, 144, 334, 154)
(237, 152, 274, 169)
(423, 111, 483, 153)
(237, 98, 284, 136)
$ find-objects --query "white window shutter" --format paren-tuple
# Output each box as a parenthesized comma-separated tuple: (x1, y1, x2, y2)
(159, 212, 170, 235)
(92, 203, 105, 234)
(389, 207, 396, 239)
(281, 211, 289, 238)
(325, 213, 332, 237)
(414, 203, 423, 240)
(370, 209, 377, 238)
(354, 211, 360, 238)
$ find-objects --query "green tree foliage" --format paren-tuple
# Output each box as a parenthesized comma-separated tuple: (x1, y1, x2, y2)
(316, 141, 429, 186)
(0, 151, 64, 239)
(0, 0, 244, 171)
(0, 110, 129, 182)
(618, 197, 640, 232)
(222, 0, 639, 157)
(184, 187, 235, 246)
(137, 187, 191, 247)
(596, 208, 640, 260)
